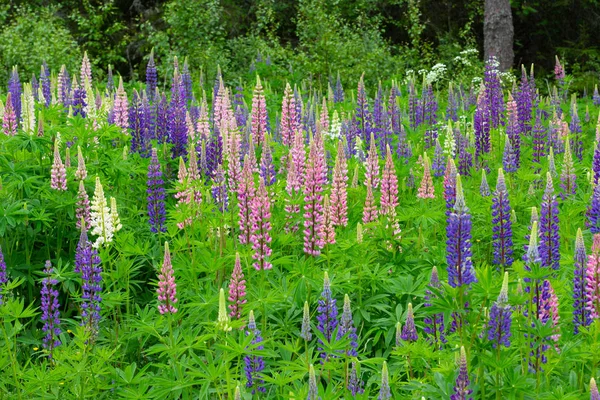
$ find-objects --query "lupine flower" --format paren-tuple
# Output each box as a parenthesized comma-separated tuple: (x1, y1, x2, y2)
(228, 253, 247, 320)
(480, 169, 490, 197)
(146, 49, 157, 99)
(0, 246, 7, 305)
(595, 86, 600, 106)
(110, 197, 122, 234)
(432, 139, 445, 177)
(244, 310, 266, 394)
(444, 158, 458, 214)
(8, 67, 22, 122)
(378, 361, 391, 400)
(417, 153, 435, 199)
(365, 133, 380, 188)
(307, 364, 319, 400)
(76, 180, 91, 230)
(337, 294, 358, 356)
(593, 137, 600, 185)
(492, 169, 514, 269)
(532, 113, 546, 166)
(451, 346, 473, 400)
(40, 64, 51, 107)
(77, 228, 102, 339)
(303, 139, 326, 256)
(486, 272, 512, 348)
(592, 377, 600, 400)
(554, 55, 565, 83)
(586, 234, 600, 320)
(217, 287, 232, 331)
(58, 65, 71, 107)
(401, 303, 418, 342)
(423, 84, 439, 149)
(50, 142, 67, 191)
(147, 148, 167, 233)
(250, 178, 273, 271)
(301, 301, 312, 341)
(334, 72, 344, 103)
(548, 147, 557, 177)
(330, 140, 348, 227)
(113, 77, 129, 133)
(574, 229, 590, 333)
(484, 56, 504, 128)
(251, 76, 268, 146)
(570, 102, 583, 161)
(169, 69, 189, 159)
(363, 180, 378, 224)
(321, 195, 336, 245)
(517, 65, 533, 135)
(587, 183, 600, 234)
(238, 159, 256, 244)
(90, 176, 116, 248)
(457, 133, 473, 177)
(542, 279, 561, 349)
(424, 265, 446, 347)
(474, 89, 491, 165)
(75, 146, 87, 180)
(259, 139, 276, 186)
(317, 272, 338, 360)
(502, 135, 518, 173)
(395, 322, 402, 347)
(157, 242, 177, 314)
(446, 175, 476, 287)
(41, 260, 61, 359)
(21, 83, 36, 132)
(348, 361, 364, 396)
(560, 139, 576, 198)
(2, 92, 17, 136)
(280, 83, 298, 146)
(211, 165, 228, 212)
(539, 173, 560, 271)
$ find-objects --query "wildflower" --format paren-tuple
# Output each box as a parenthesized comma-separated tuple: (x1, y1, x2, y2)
(146, 49, 157, 99)
(301, 301, 312, 341)
(110, 197, 122, 233)
(321, 195, 336, 245)
(502, 135, 517, 173)
(330, 140, 348, 227)
(75, 146, 87, 180)
(228, 253, 247, 320)
(76, 180, 91, 230)
(378, 361, 391, 400)
(251, 76, 268, 146)
(211, 165, 228, 212)
(574, 229, 590, 333)
(588, 183, 600, 234)
(424, 266, 445, 347)
(113, 77, 129, 133)
(244, 310, 266, 394)
(539, 173, 560, 271)
(307, 364, 319, 400)
(560, 139, 576, 198)
(492, 169, 514, 269)
(365, 133, 380, 188)
(480, 170, 490, 197)
(486, 272, 512, 348)
(591, 377, 599, 400)
(2, 93, 17, 136)
(317, 272, 338, 360)
(401, 303, 418, 342)
(586, 234, 600, 320)
(451, 346, 473, 400)
(0, 246, 7, 305)
(362, 183, 378, 225)
(217, 288, 231, 331)
(90, 176, 115, 248)
(348, 362, 364, 396)
(50, 142, 67, 191)
(337, 294, 358, 356)
(250, 178, 273, 271)
(147, 148, 166, 233)
(303, 138, 326, 256)
(280, 83, 298, 146)
(77, 229, 102, 339)
(157, 242, 177, 314)
(41, 261, 61, 359)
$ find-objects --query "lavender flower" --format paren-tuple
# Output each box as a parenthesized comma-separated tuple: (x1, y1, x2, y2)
(539, 173, 560, 271)
(41, 260, 61, 359)
(307, 364, 319, 400)
(301, 301, 312, 341)
(401, 303, 418, 342)
(337, 294, 358, 356)
(451, 346, 473, 400)
(317, 272, 338, 360)
(348, 362, 364, 396)
(573, 229, 590, 333)
(0, 246, 7, 305)
(492, 169, 514, 269)
(147, 148, 166, 233)
(244, 310, 266, 394)
(424, 266, 445, 347)
(378, 361, 391, 400)
(486, 272, 512, 348)
(77, 229, 102, 339)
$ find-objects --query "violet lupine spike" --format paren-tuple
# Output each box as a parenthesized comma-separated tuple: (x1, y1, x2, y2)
(432, 139, 445, 177)
(408, 80, 419, 130)
(424, 266, 446, 347)
(574, 229, 590, 333)
(446, 175, 476, 287)
(502, 135, 518, 174)
(50, 142, 67, 191)
(474, 88, 491, 165)
(157, 242, 178, 314)
(395, 322, 402, 347)
(539, 173, 560, 271)
(330, 140, 348, 227)
(480, 170, 491, 197)
(244, 310, 266, 394)
(570, 102, 583, 161)
(58, 65, 71, 108)
(250, 178, 273, 271)
(259, 139, 276, 186)
(307, 364, 319, 400)
(451, 346, 473, 400)
(532, 113, 546, 166)
(0, 246, 6, 305)
(77, 228, 102, 339)
(586, 234, 600, 320)
(251, 76, 268, 146)
(334, 72, 344, 103)
(560, 139, 576, 198)
(517, 66, 533, 135)
(446, 82, 458, 122)
(337, 294, 358, 356)
(378, 361, 391, 400)
(303, 139, 326, 256)
(147, 148, 167, 233)
(169, 71, 189, 159)
(317, 272, 338, 360)
(457, 132, 473, 177)
(484, 56, 504, 128)
(417, 153, 435, 199)
(71, 80, 87, 118)
(443, 158, 458, 215)
(40, 65, 51, 107)
(587, 184, 600, 234)
(41, 260, 61, 359)
(129, 90, 144, 153)
(492, 169, 514, 269)
(486, 272, 512, 348)
(423, 84, 438, 149)
(181, 58, 193, 105)
(388, 87, 401, 135)
(592, 378, 600, 400)
(2, 93, 18, 136)
(355, 75, 374, 146)
(8, 66, 22, 123)
(506, 92, 521, 168)
(76, 180, 91, 230)
(396, 124, 411, 162)
(593, 138, 600, 185)
(348, 361, 364, 396)
(211, 164, 228, 212)
(401, 303, 418, 342)
(301, 301, 312, 341)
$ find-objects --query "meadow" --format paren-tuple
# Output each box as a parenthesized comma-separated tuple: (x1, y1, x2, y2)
(1, 52, 600, 399)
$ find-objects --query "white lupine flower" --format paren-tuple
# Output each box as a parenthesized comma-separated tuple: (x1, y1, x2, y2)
(217, 288, 231, 332)
(110, 197, 122, 233)
(443, 123, 456, 158)
(90, 176, 114, 248)
(327, 110, 342, 139)
(21, 84, 36, 134)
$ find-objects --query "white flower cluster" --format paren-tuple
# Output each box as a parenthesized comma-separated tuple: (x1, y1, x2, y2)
(425, 63, 448, 84)
(453, 48, 479, 67)
(326, 110, 342, 140)
(90, 176, 122, 248)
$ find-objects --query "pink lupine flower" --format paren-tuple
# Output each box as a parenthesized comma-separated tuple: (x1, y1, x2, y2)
(320, 97, 329, 133)
(75, 145, 87, 180)
(303, 138, 326, 256)
(362, 182, 378, 224)
(80, 51, 92, 86)
(365, 132, 380, 188)
(2, 93, 17, 136)
(586, 234, 600, 319)
(113, 77, 129, 133)
(380, 145, 399, 216)
(251, 75, 268, 146)
(250, 178, 272, 270)
(227, 129, 242, 192)
(417, 153, 435, 199)
(196, 95, 211, 142)
(246, 135, 258, 173)
(157, 242, 178, 314)
(330, 140, 348, 227)
(554, 55, 565, 82)
(50, 142, 67, 191)
(175, 157, 192, 229)
(291, 130, 306, 186)
(238, 158, 256, 245)
(228, 252, 247, 319)
(284, 152, 301, 232)
(76, 180, 91, 230)
(321, 195, 336, 245)
(541, 279, 561, 352)
(280, 83, 298, 146)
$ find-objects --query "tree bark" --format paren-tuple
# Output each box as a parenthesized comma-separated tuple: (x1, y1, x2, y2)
(484, 0, 514, 71)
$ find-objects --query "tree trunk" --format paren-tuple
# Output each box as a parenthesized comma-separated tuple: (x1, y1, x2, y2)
(484, 0, 514, 71)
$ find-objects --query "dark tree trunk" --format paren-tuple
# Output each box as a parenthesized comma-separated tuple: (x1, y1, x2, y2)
(484, 0, 514, 71)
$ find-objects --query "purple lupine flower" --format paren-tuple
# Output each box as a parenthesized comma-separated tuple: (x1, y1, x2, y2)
(492, 169, 514, 269)
(301, 301, 312, 341)
(58, 65, 71, 108)
(517, 65, 533, 135)
(570, 103, 583, 161)
(355, 75, 374, 145)
(130, 90, 144, 154)
(307, 364, 319, 400)
(317, 272, 338, 360)
(401, 303, 418, 342)
(446, 82, 459, 121)
(486, 272, 512, 348)
(532, 113, 546, 166)
(156, 92, 169, 143)
(168, 70, 188, 159)
(0, 246, 6, 305)
(76, 180, 91, 230)
(573, 228, 590, 333)
(451, 346, 473, 400)
(378, 361, 391, 400)
(250, 178, 272, 271)
(484, 56, 504, 128)
(140, 91, 155, 155)
(588, 184, 600, 234)
(480, 170, 491, 197)
(560, 139, 576, 198)
(8, 67, 22, 123)
(502, 135, 518, 173)
(593, 136, 600, 185)
(206, 129, 223, 179)
(77, 228, 102, 339)
(506, 92, 521, 168)
(41, 260, 61, 359)
(396, 125, 411, 162)
(373, 84, 392, 153)
(40, 64, 51, 107)
(457, 133, 473, 177)
(443, 158, 458, 214)
(181, 58, 193, 105)
(474, 90, 491, 166)
(539, 173, 560, 271)
(446, 175, 477, 287)
(211, 165, 228, 212)
(423, 84, 438, 149)
(348, 362, 364, 396)
(334, 72, 344, 103)
(592, 378, 600, 400)
(31, 73, 39, 103)
(72, 82, 87, 118)
(388, 88, 401, 135)
(408, 80, 420, 129)
(424, 266, 445, 347)
(244, 311, 266, 394)
(147, 148, 166, 233)
(259, 139, 276, 186)
(106, 65, 115, 95)
(337, 294, 358, 356)
(432, 139, 445, 177)
(594, 86, 600, 106)
(157, 242, 178, 314)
